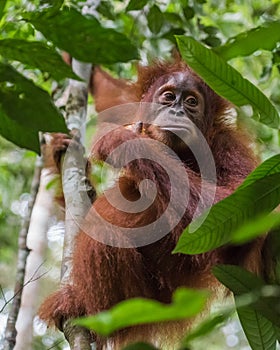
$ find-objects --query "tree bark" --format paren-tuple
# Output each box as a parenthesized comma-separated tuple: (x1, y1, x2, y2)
(14, 169, 57, 350)
(60, 59, 93, 350)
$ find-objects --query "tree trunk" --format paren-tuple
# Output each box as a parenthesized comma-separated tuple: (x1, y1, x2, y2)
(14, 169, 57, 350)
(3, 156, 43, 350)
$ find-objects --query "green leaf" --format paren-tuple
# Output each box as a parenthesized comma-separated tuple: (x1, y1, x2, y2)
(122, 343, 158, 350)
(97, 0, 115, 20)
(163, 12, 182, 25)
(173, 173, 280, 255)
(203, 35, 221, 48)
(0, 0, 7, 21)
(183, 311, 232, 345)
(273, 49, 280, 65)
(126, 0, 148, 11)
(74, 288, 209, 336)
(213, 265, 277, 350)
(176, 36, 279, 129)
(227, 154, 280, 243)
(183, 6, 195, 20)
(147, 5, 163, 34)
(202, 26, 219, 35)
(213, 265, 264, 295)
(0, 39, 79, 81)
(213, 265, 280, 326)
(0, 106, 40, 153)
(231, 212, 280, 244)
(0, 63, 67, 133)
(215, 21, 280, 61)
(238, 154, 280, 190)
(237, 307, 276, 350)
(162, 28, 185, 44)
(25, 8, 139, 64)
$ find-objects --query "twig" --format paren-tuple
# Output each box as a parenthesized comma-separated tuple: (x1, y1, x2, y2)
(2, 155, 43, 350)
(0, 285, 7, 304)
(46, 339, 65, 350)
(0, 263, 49, 314)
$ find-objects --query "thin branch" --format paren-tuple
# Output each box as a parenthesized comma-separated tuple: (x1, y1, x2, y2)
(2, 155, 43, 350)
(0, 285, 7, 304)
(46, 339, 65, 350)
(0, 263, 49, 314)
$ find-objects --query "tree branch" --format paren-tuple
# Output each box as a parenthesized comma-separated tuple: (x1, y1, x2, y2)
(60, 59, 93, 350)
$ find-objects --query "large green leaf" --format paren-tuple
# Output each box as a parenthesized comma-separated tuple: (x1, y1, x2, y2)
(238, 154, 280, 190)
(0, 105, 40, 153)
(24, 8, 139, 64)
(228, 154, 280, 244)
(0, 39, 79, 81)
(0, 63, 67, 133)
(213, 265, 264, 296)
(215, 21, 280, 61)
(237, 307, 276, 350)
(174, 154, 280, 254)
(75, 288, 208, 336)
(213, 265, 280, 326)
(213, 265, 277, 350)
(174, 173, 280, 255)
(176, 36, 279, 128)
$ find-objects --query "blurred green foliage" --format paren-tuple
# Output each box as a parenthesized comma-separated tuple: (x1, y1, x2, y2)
(0, 136, 35, 263)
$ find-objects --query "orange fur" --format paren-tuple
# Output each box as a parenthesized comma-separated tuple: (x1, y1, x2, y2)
(39, 60, 265, 349)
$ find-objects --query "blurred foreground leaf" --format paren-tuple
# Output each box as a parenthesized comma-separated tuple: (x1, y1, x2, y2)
(215, 21, 280, 60)
(231, 212, 280, 244)
(75, 288, 209, 336)
(182, 311, 232, 346)
(0, 0, 7, 20)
